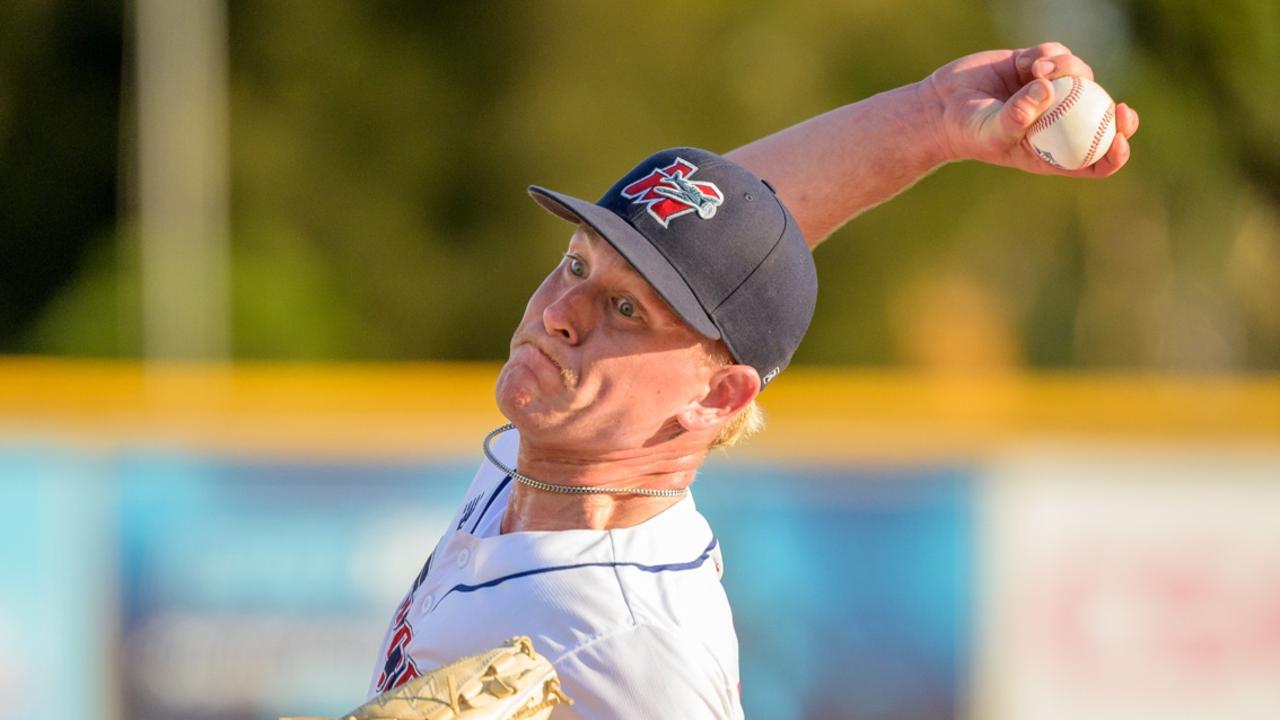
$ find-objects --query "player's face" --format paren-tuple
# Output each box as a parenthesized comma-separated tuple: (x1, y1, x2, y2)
(496, 225, 719, 452)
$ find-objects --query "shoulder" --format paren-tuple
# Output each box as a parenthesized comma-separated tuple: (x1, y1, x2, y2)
(551, 623, 742, 720)
(606, 496, 734, 630)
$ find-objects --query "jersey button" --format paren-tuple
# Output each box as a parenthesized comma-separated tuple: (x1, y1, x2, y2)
(456, 548, 471, 568)
(421, 593, 435, 612)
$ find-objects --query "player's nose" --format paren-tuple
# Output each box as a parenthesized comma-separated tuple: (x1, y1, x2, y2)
(541, 283, 592, 346)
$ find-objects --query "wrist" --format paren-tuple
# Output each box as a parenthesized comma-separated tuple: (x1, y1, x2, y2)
(912, 76, 958, 167)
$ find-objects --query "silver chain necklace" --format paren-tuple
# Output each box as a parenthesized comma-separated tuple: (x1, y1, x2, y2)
(482, 423, 688, 498)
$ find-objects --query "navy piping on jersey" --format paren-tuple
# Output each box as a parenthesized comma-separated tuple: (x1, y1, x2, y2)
(436, 537, 719, 606)
(470, 474, 512, 534)
(411, 553, 433, 592)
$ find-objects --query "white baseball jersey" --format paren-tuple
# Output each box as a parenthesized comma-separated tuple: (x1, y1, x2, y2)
(368, 428, 744, 719)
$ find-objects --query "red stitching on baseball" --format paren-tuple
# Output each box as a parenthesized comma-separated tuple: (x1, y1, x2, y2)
(1028, 76, 1083, 136)
(1081, 104, 1115, 167)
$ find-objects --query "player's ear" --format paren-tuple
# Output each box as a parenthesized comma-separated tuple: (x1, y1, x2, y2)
(677, 364, 760, 433)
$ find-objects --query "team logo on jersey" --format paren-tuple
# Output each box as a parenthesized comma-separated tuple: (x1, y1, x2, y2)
(375, 593, 422, 693)
(457, 494, 481, 530)
(620, 158, 724, 227)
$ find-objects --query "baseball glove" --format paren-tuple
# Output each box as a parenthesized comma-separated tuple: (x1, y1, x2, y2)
(283, 636, 572, 720)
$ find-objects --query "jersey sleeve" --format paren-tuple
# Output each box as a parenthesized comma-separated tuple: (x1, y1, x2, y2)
(551, 624, 743, 720)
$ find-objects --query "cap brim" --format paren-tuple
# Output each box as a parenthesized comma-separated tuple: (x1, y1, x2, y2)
(528, 185, 721, 340)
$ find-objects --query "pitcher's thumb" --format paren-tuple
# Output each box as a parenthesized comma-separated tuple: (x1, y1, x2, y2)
(999, 78, 1054, 141)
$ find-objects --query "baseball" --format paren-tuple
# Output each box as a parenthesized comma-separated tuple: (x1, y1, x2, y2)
(1027, 76, 1117, 170)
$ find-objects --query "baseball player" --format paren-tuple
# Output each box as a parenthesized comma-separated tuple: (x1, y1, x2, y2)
(368, 44, 1138, 719)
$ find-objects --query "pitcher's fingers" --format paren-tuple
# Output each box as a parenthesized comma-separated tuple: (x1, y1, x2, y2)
(1089, 132, 1132, 177)
(1032, 53, 1095, 81)
(1015, 42, 1073, 82)
(1116, 103, 1140, 138)
(1013, 43, 1064, 81)
(1031, 41, 1073, 57)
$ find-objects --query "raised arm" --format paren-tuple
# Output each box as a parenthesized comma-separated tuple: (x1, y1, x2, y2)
(726, 42, 1140, 248)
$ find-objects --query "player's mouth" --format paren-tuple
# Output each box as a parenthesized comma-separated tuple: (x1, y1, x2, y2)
(515, 339, 578, 389)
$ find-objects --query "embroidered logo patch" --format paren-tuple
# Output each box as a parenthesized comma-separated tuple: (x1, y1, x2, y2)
(457, 494, 481, 530)
(620, 158, 724, 227)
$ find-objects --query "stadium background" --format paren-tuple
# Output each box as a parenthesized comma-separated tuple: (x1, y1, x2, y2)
(2, 1, 1278, 718)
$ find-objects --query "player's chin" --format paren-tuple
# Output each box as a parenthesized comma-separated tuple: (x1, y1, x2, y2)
(495, 365, 533, 412)
(495, 364, 562, 420)
(495, 399, 566, 441)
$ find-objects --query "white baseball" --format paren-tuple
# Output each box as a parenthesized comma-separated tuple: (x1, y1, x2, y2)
(1026, 76, 1117, 170)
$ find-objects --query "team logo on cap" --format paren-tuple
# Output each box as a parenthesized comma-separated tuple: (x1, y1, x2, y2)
(620, 158, 724, 228)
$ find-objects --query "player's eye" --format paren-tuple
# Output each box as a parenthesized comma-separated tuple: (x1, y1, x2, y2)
(565, 254, 587, 278)
(616, 297, 636, 318)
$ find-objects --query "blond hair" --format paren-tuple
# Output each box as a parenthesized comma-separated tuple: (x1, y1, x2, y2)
(704, 343, 765, 450)
(710, 398, 764, 449)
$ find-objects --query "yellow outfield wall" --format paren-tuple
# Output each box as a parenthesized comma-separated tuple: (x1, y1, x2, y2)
(1, 357, 1277, 460)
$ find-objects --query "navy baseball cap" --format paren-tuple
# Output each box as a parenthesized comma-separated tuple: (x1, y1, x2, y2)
(528, 147, 817, 388)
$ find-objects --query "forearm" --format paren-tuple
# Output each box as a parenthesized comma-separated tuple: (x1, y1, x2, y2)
(726, 80, 949, 248)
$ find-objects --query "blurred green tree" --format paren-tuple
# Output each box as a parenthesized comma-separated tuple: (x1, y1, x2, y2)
(0, 0, 122, 353)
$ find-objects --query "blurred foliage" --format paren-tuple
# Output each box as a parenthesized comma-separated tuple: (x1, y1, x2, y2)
(2, 0, 1277, 369)
(0, 0, 122, 353)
